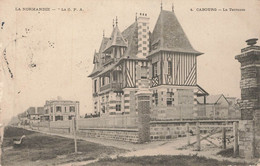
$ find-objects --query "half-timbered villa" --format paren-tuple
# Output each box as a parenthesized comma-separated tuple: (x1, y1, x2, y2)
(88, 6, 208, 120)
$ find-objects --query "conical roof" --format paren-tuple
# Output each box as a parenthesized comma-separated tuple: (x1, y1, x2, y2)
(150, 10, 202, 55)
(103, 26, 128, 53)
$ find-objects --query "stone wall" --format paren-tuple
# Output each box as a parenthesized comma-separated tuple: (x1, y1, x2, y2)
(235, 39, 260, 158)
(150, 122, 192, 140)
(238, 120, 255, 158)
(150, 120, 235, 141)
(136, 92, 152, 143)
(77, 128, 139, 143)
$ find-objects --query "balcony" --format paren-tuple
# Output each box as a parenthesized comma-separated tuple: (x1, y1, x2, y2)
(100, 82, 123, 92)
(100, 84, 110, 92)
(103, 57, 114, 66)
(111, 82, 123, 92)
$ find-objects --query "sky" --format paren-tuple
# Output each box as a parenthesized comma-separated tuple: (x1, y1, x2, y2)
(0, 0, 260, 122)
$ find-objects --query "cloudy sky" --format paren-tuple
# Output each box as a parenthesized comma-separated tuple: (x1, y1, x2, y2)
(0, 0, 260, 121)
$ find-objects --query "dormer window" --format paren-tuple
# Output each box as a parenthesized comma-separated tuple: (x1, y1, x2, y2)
(152, 40, 160, 50)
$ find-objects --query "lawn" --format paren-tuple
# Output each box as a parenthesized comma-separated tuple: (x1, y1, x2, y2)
(1, 126, 126, 166)
(86, 155, 250, 166)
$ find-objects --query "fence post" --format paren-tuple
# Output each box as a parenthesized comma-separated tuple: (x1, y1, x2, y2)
(196, 122, 200, 151)
(72, 117, 77, 153)
(233, 122, 238, 157)
(48, 120, 51, 132)
(222, 126, 226, 149)
(186, 123, 190, 145)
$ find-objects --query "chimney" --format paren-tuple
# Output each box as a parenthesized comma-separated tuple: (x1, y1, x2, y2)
(137, 13, 149, 57)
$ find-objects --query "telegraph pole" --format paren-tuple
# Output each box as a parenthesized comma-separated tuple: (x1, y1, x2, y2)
(72, 117, 77, 153)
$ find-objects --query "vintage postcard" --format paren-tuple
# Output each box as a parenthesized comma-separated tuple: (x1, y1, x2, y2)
(0, 0, 260, 165)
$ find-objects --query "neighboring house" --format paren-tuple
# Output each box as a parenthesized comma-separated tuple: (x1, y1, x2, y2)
(88, 7, 208, 120)
(26, 107, 45, 124)
(226, 97, 241, 119)
(43, 100, 80, 121)
(197, 94, 230, 119)
(17, 111, 29, 125)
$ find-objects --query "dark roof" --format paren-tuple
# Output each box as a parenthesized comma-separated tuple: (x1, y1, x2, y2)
(93, 51, 99, 64)
(121, 22, 138, 58)
(88, 37, 109, 77)
(26, 107, 36, 114)
(149, 10, 202, 56)
(37, 107, 45, 115)
(103, 26, 128, 53)
(90, 10, 203, 78)
(99, 37, 110, 53)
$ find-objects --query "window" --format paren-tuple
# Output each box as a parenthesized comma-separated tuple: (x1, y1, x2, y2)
(56, 106, 61, 112)
(152, 63, 158, 77)
(51, 107, 53, 113)
(116, 104, 121, 111)
(94, 80, 97, 92)
(102, 106, 105, 113)
(113, 72, 118, 81)
(168, 61, 172, 75)
(55, 116, 63, 121)
(64, 107, 67, 113)
(167, 92, 174, 106)
(102, 77, 105, 86)
(154, 92, 158, 106)
(45, 109, 49, 114)
(70, 106, 75, 112)
(141, 66, 147, 79)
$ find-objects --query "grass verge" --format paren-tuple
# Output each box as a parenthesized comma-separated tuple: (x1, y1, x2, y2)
(86, 155, 251, 166)
(1, 126, 126, 166)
